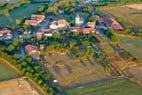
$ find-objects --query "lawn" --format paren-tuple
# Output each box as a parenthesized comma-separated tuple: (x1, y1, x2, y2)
(119, 35, 142, 60)
(67, 79, 142, 95)
(99, 5, 142, 27)
(45, 52, 111, 87)
(0, 3, 43, 27)
(0, 59, 19, 81)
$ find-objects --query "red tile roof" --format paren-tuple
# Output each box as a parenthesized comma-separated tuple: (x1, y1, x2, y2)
(71, 27, 81, 32)
(41, 29, 51, 33)
(99, 18, 124, 30)
(25, 45, 38, 54)
(58, 19, 69, 25)
(0, 28, 11, 36)
(25, 45, 40, 60)
(31, 14, 45, 21)
(36, 32, 43, 38)
(25, 20, 39, 26)
(82, 28, 94, 33)
(25, 14, 45, 26)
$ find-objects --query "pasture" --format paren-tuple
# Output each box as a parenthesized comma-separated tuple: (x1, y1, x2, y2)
(119, 35, 142, 60)
(45, 52, 111, 87)
(67, 79, 142, 95)
(0, 59, 19, 81)
(99, 5, 142, 27)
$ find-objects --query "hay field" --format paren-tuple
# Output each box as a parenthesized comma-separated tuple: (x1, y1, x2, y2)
(100, 5, 142, 27)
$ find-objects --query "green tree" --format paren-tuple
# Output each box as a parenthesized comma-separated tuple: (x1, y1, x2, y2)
(7, 45, 15, 52)
(69, 41, 76, 49)
(25, 56, 32, 63)
(111, 35, 120, 44)
(16, 19, 22, 25)
(89, 15, 100, 22)
(82, 41, 90, 47)
(13, 54, 20, 60)
(52, 32, 60, 39)
(38, 4, 48, 12)
(73, 31, 79, 37)
(12, 39, 19, 47)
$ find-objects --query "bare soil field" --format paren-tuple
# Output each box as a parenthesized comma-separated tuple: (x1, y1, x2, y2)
(45, 52, 111, 87)
(124, 65, 142, 82)
(0, 77, 39, 95)
(123, 4, 142, 10)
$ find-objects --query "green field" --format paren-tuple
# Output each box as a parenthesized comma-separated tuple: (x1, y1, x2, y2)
(99, 6, 142, 27)
(0, 3, 43, 27)
(67, 79, 142, 95)
(0, 60, 19, 81)
(119, 35, 142, 60)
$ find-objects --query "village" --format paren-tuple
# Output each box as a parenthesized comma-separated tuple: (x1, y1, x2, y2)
(0, 13, 124, 60)
(0, 0, 142, 95)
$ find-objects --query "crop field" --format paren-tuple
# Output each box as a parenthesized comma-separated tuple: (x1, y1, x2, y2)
(119, 35, 142, 60)
(67, 79, 142, 95)
(45, 52, 111, 87)
(0, 59, 19, 81)
(0, 3, 43, 27)
(99, 5, 142, 27)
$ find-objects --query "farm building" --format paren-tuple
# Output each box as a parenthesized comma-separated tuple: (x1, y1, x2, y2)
(99, 18, 124, 31)
(25, 14, 45, 26)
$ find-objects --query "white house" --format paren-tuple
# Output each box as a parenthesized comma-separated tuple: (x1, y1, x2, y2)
(49, 21, 58, 29)
(49, 19, 69, 29)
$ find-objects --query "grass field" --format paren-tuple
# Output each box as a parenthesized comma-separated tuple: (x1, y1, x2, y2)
(119, 35, 142, 60)
(0, 3, 43, 27)
(0, 60, 19, 81)
(99, 5, 142, 27)
(67, 79, 142, 95)
(45, 52, 111, 87)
